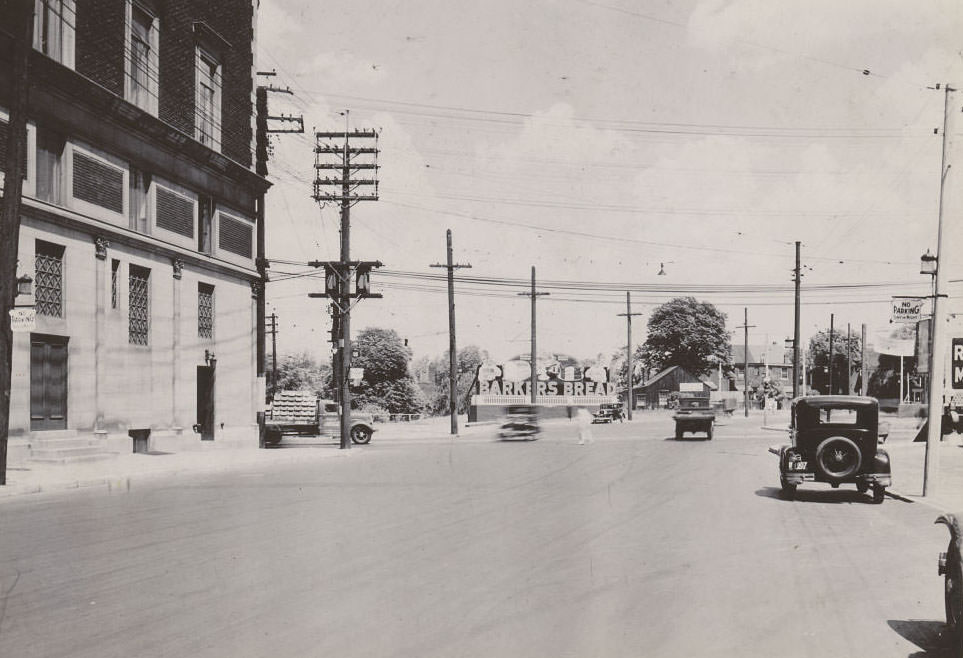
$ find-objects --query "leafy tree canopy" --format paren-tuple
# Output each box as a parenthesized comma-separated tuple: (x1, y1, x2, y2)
(352, 327, 425, 414)
(640, 297, 731, 377)
(807, 328, 862, 394)
(429, 345, 489, 415)
(270, 352, 330, 397)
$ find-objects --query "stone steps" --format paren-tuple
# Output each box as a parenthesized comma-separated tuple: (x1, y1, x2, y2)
(28, 430, 117, 465)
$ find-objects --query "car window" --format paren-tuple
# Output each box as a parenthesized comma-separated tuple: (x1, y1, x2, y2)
(818, 408, 859, 425)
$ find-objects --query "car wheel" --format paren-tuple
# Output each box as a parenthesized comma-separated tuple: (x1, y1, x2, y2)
(706, 424, 714, 440)
(780, 478, 796, 500)
(675, 428, 683, 440)
(856, 480, 869, 494)
(946, 547, 963, 655)
(815, 436, 863, 481)
(350, 426, 372, 445)
(872, 484, 885, 504)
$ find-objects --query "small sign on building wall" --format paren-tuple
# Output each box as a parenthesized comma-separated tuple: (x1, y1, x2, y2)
(9, 308, 35, 333)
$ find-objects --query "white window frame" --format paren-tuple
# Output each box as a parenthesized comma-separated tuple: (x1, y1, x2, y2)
(33, 0, 76, 69)
(195, 47, 222, 152)
(124, 1, 160, 116)
(152, 177, 198, 250)
(68, 142, 129, 225)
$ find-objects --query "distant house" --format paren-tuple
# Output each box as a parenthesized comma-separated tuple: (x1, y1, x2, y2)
(631, 366, 716, 410)
(730, 344, 795, 393)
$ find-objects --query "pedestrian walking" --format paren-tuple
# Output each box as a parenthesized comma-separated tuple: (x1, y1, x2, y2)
(576, 407, 594, 445)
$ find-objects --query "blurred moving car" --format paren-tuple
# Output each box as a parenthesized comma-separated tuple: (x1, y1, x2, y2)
(937, 512, 963, 657)
(498, 404, 540, 440)
(593, 403, 624, 424)
(772, 396, 891, 503)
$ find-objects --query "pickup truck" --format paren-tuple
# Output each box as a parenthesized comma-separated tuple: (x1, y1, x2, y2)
(265, 390, 376, 446)
(672, 393, 715, 440)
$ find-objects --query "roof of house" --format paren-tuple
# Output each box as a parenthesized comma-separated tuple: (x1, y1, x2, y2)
(634, 365, 718, 391)
(732, 343, 791, 366)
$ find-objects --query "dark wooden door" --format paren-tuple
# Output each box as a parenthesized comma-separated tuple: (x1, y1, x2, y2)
(196, 365, 215, 440)
(30, 334, 68, 431)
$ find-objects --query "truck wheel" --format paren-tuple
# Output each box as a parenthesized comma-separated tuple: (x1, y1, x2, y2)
(706, 424, 714, 440)
(350, 426, 372, 445)
(675, 428, 683, 440)
(264, 430, 282, 447)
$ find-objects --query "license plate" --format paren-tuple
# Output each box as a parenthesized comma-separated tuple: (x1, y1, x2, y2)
(791, 461, 808, 471)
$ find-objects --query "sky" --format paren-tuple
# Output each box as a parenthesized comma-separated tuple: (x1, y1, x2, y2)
(254, 0, 963, 368)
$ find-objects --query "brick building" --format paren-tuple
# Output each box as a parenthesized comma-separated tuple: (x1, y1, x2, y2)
(0, 0, 269, 459)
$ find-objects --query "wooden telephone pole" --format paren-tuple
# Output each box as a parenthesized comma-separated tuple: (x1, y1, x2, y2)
(737, 308, 756, 417)
(617, 292, 643, 420)
(312, 122, 381, 449)
(518, 267, 549, 404)
(430, 230, 471, 435)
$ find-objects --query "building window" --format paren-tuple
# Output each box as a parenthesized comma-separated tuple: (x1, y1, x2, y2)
(198, 195, 214, 254)
(129, 167, 151, 233)
(155, 185, 194, 238)
(111, 259, 119, 309)
(126, 2, 158, 114)
(198, 283, 214, 339)
(33, 0, 76, 68)
(35, 240, 64, 317)
(128, 264, 150, 345)
(72, 150, 124, 214)
(195, 48, 221, 151)
(218, 211, 253, 258)
(36, 127, 65, 205)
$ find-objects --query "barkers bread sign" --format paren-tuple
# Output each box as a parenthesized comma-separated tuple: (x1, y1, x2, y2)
(475, 359, 615, 396)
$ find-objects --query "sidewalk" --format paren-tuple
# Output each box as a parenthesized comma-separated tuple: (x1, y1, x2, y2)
(0, 417, 498, 500)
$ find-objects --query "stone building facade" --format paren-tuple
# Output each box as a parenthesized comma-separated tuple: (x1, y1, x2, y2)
(0, 0, 269, 458)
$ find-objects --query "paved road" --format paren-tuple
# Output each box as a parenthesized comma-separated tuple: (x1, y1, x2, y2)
(0, 414, 951, 657)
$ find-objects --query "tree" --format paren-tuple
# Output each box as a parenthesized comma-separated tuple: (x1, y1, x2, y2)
(270, 352, 331, 397)
(807, 329, 862, 395)
(352, 327, 426, 414)
(429, 345, 488, 415)
(640, 297, 732, 377)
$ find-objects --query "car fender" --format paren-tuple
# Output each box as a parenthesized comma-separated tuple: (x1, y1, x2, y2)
(871, 448, 891, 475)
(351, 422, 375, 434)
(937, 513, 963, 553)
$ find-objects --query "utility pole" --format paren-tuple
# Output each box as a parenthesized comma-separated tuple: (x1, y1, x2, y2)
(924, 82, 958, 497)
(617, 292, 643, 420)
(265, 313, 278, 398)
(860, 324, 868, 396)
(847, 323, 852, 395)
(0, 1, 32, 486)
(829, 313, 835, 395)
(518, 267, 549, 404)
(737, 308, 755, 417)
(793, 241, 802, 399)
(255, 74, 303, 448)
(430, 229, 471, 435)
(312, 121, 381, 449)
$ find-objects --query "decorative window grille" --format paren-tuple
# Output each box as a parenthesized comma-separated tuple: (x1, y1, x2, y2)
(218, 212, 253, 258)
(35, 240, 64, 317)
(155, 186, 194, 238)
(73, 151, 124, 213)
(198, 283, 214, 339)
(111, 259, 119, 309)
(128, 264, 150, 345)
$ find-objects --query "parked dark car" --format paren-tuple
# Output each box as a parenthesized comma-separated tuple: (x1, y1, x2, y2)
(498, 405, 540, 440)
(773, 396, 891, 502)
(938, 512, 963, 657)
